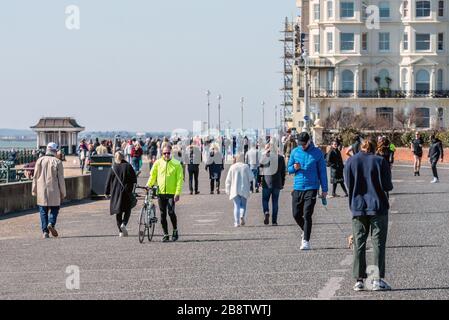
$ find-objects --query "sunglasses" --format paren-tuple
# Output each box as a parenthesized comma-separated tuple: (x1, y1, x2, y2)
(163, 152, 171, 155)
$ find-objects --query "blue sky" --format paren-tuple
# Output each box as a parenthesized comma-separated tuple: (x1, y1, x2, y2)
(0, 0, 298, 132)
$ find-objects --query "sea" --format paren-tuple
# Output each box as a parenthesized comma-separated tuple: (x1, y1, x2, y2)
(0, 140, 37, 150)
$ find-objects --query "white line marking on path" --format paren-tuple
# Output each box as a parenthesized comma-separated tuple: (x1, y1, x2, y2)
(195, 219, 219, 223)
(318, 277, 344, 300)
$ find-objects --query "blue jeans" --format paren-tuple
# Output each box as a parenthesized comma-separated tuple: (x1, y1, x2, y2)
(250, 168, 259, 191)
(262, 188, 281, 223)
(39, 206, 60, 233)
(233, 196, 248, 225)
(132, 157, 141, 172)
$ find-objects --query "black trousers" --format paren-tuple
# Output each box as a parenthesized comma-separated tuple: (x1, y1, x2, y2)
(158, 195, 177, 235)
(431, 161, 439, 179)
(292, 190, 318, 241)
(188, 165, 199, 192)
(332, 182, 348, 195)
(116, 209, 131, 232)
(210, 179, 220, 192)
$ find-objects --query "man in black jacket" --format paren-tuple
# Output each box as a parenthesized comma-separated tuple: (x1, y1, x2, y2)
(429, 135, 444, 183)
(344, 138, 393, 292)
(259, 144, 286, 226)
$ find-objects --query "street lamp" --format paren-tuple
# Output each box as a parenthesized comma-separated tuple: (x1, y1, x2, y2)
(261, 101, 265, 131)
(240, 97, 244, 132)
(217, 94, 222, 134)
(275, 105, 278, 130)
(302, 50, 310, 133)
(206, 90, 211, 136)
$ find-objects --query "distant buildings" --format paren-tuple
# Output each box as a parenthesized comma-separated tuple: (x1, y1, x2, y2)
(287, 0, 449, 131)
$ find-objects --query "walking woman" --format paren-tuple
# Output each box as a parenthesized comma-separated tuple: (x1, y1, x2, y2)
(411, 132, 424, 176)
(225, 153, 254, 227)
(105, 151, 137, 237)
(375, 136, 392, 167)
(206, 145, 224, 194)
(326, 140, 348, 198)
(344, 138, 393, 291)
(131, 142, 143, 176)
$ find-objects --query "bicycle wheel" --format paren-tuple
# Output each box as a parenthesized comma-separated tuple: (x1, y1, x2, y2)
(147, 205, 156, 241)
(138, 206, 146, 243)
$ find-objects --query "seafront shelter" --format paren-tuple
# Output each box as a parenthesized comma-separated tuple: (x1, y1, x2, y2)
(30, 117, 85, 155)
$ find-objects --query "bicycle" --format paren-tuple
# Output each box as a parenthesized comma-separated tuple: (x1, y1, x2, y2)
(135, 186, 159, 243)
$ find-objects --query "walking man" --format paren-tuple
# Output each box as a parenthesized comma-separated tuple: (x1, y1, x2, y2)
(429, 134, 444, 183)
(185, 143, 201, 195)
(147, 145, 184, 242)
(288, 132, 328, 250)
(32, 143, 66, 239)
(259, 144, 286, 225)
(344, 138, 393, 291)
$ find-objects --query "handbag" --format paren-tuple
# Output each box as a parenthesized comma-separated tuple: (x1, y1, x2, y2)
(111, 165, 138, 209)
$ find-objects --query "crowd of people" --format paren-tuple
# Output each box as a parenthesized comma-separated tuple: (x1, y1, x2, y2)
(31, 129, 447, 293)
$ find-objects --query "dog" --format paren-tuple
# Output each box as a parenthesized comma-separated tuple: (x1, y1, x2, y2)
(347, 235, 354, 249)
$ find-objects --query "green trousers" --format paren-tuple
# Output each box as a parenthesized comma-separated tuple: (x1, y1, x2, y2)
(352, 215, 388, 279)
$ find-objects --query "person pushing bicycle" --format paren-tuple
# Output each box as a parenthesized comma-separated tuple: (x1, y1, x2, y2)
(147, 144, 184, 242)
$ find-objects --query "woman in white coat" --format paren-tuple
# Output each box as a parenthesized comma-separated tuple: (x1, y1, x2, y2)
(225, 153, 254, 227)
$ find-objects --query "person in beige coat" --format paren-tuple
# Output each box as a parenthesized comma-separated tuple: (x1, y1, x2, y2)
(32, 143, 66, 239)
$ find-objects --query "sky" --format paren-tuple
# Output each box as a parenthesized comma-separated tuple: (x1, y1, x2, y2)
(0, 0, 298, 132)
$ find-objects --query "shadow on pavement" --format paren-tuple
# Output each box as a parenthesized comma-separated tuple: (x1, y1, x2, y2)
(391, 287, 449, 292)
(391, 210, 449, 215)
(177, 237, 277, 243)
(0, 199, 100, 221)
(390, 191, 449, 196)
(387, 244, 440, 249)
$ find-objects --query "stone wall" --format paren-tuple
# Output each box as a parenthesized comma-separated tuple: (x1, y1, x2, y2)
(0, 175, 91, 215)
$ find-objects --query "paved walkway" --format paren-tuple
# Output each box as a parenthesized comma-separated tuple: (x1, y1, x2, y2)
(1, 161, 449, 299)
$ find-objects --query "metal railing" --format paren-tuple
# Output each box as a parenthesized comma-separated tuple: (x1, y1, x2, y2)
(298, 89, 449, 98)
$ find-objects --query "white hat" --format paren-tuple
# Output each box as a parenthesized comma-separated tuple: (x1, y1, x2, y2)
(47, 142, 58, 151)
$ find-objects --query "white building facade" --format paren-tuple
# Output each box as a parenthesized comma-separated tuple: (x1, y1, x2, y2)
(293, 0, 449, 130)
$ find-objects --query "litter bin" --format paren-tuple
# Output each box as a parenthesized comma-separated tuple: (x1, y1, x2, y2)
(90, 154, 113, 198)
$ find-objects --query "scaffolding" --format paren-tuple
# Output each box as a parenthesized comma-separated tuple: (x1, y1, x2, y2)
(280, 17, 295, 130)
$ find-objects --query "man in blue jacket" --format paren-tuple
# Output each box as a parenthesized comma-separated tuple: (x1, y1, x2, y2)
(288, 132, 328, 250)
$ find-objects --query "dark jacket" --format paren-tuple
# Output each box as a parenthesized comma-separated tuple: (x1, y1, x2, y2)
(428, 139, 444, 162)
(259, 154, 286, 189)
(344, 152, 393, 217)
(326, 148, 344, 184)
(105, 161, 137, 215)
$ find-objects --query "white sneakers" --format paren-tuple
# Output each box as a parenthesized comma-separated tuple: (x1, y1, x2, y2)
(431, 178, 439, 183)
(300, 240, 311, 250)
(120, 223, 128, 237)
(372, 279, 392, 291)
(353, 279, 392, 291)
(234, 223, 240, 227)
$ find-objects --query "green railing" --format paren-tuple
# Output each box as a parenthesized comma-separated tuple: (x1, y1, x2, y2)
(0, 149, 38, 165)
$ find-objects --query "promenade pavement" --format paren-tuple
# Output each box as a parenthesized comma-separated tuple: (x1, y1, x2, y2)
(1, 161, 449, 300)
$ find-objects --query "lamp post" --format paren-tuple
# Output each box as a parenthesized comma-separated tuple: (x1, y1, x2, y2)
(261, 101, 265, 132)
(217, 94, 222, 134)
(302, 50, 310, 133)
(240, 97, 244, 132)
(206, 90, 211, 136)
(275, 105, 278, 130)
